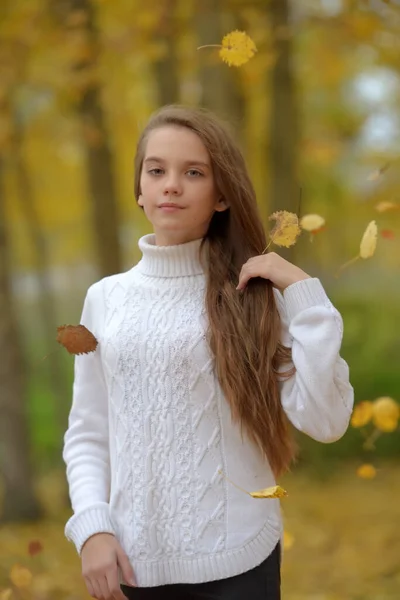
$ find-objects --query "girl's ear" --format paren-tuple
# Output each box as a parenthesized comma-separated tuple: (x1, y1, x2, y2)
(215, 197, 229, 212)
(138, 194, 144, 207)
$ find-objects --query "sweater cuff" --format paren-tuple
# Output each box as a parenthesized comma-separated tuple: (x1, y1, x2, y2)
(65, 502, 115, 555)
(283, 277, 330, 323)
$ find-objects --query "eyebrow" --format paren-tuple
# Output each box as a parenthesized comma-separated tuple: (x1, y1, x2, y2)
(143, 156, 211, 169)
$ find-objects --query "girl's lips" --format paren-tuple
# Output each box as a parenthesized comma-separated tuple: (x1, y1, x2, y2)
(159, 203, 183, 211)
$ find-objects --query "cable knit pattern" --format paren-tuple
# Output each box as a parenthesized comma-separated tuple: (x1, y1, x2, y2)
(63, 233, 354, 587)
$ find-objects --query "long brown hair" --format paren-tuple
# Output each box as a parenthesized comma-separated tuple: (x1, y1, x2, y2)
(134, 105, 297, 477)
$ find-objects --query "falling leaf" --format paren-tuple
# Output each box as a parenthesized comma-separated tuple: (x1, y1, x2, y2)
(0, 590, 13, 600)
(375, 200, 399, 213)
(9, 565, 33, 588)
(283, 530, 295, 550)
(367, 162, 390, 181)
(219, 30, 257, 67)
(360, 220, 378, 259)
(300, 214, 326, 233)
(28, 540, 43, 557)
(350, 401, 373, 428)
(56, 324, 98, 355)
(197, 30, 257, 68)
(357, 464, 377, 479)
(336, 221, 378, 277)
(218, 470, 288, 499)
(250, 485, 288, 499)
(372, 397, 399, 433)
(265, 211, 301, 252)
(381, 229, 395, 240)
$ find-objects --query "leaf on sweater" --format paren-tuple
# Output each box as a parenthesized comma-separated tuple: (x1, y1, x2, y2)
(9, 564, 33, 588)
(56, 324, 98, 355)
(264, 210, 301, 252)
(250, 485, 288, 499)
(218, 470, 288, 499)
(350, 401, 373, 428)
(336, 220, 378, 277)
(372, 397, 399, 432)
(0, 590, 12, 600)
(197, 30, 257, 68)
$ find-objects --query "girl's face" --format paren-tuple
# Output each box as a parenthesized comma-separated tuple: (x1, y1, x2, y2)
(139, 125, 227, 246)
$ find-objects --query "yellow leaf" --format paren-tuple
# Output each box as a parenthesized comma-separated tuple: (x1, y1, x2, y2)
(357, 464, 377, 479)
(336, 220, 378, 277)
(219, 30, 257, 67)
(283, 530, 295, 550)
(250, 485, 288, 499)
(218, 470, 288, 499)
(360, 221, 378, 259)
(350, 401, 374, 428)
(375, 200, 399, 213)
(267, 211, 301, 249)
(372, 397, 399, 432)
(9, 565, 32, 588)
(0, 589, 13, 600)
(300, 214, 326, 233)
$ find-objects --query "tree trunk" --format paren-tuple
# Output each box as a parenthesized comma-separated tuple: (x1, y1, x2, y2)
(268, 0, 299, 261)
(0, 156, 42, 522)
(153, 0, 180, 106)
(13, 130, 71, 445)
(197, 1, 245, 140)
(51, 0, 122, 279)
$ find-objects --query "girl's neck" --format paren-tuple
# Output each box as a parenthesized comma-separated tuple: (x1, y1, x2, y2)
(137, 233, 207, 278)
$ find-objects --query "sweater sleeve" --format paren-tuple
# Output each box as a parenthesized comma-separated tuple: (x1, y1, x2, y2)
(273, 277, 354, 443)
(63, 281, 115, 554)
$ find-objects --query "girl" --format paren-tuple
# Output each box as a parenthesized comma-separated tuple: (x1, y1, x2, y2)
(63, 105, 354, 600)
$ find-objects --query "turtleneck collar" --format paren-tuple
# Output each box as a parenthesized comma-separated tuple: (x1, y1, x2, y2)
(137, 233, 206, 278)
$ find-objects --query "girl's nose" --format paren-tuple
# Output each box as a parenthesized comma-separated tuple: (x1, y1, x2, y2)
(163, 176, 182, 195)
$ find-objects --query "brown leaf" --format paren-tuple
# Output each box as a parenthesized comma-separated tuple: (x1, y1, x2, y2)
(28, 540, 43, 557)
(56, 324, 98, 355)
(381, 229, 395, 240)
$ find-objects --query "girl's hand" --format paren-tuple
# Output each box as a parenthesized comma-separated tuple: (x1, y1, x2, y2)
(81, 533, 137, 599)
(236, 252, 311, 292)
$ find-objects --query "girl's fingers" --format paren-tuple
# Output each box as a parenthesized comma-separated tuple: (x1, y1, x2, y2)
(106, 566, 127, 600)
(91, 579, 103, 599)
(84, 577, 95, 598)
(99, 575, 112, 600)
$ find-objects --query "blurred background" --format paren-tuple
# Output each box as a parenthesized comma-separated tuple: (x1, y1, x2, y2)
(0, 0, 399, 598)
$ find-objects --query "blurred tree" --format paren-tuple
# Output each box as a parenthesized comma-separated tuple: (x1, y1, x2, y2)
(197, 0, 245, 140)
(50, 0, 122, 278)
(0, 134, 41, 521)
(0, 20, 71, 451)
(268, 0, 299, 261)
(154, 0, 180, 105)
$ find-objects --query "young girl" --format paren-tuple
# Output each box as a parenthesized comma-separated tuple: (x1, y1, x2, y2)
(63, 105, 354, 600)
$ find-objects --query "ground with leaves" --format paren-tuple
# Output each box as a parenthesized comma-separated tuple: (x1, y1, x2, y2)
(1, 463, 399, 600)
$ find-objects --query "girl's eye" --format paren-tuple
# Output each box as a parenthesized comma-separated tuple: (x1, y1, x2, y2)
(187, 169, 203, 177)
(148, 168, 164, 176)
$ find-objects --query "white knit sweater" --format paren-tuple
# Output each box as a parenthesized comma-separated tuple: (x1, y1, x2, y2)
(63, 233, 354, 587)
